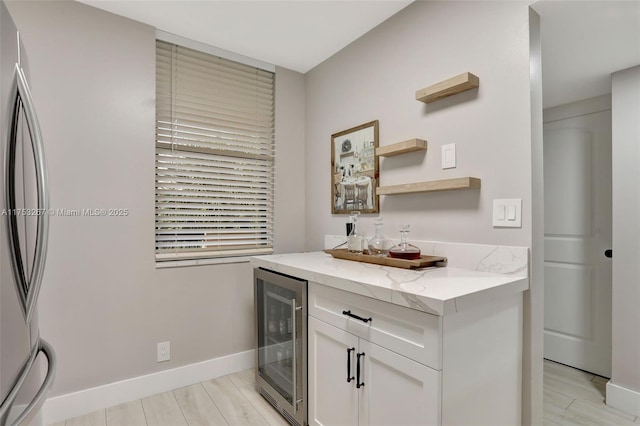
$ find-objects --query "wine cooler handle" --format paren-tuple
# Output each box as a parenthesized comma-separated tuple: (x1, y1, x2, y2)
(347, 348, 355, 383)
(342, 310, 372, 324)
(291, 298, 303, 413)
(356, 352, 365, 389)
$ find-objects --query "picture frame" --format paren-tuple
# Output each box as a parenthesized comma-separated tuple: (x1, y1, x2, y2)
(331, 120, 379, 214)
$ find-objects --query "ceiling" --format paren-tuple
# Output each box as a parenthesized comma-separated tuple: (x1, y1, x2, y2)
(78, 1, 639, 108)
(77, 0, 413, 74)
(533, 0, 640, 108)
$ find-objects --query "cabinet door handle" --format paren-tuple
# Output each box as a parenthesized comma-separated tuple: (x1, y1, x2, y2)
(347, 348, 355, 383)
(356, 352, 365, 389)
(342, 310, 372, 323)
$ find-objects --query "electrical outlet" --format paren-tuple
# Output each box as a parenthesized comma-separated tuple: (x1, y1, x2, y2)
(157, 341, 170, 362)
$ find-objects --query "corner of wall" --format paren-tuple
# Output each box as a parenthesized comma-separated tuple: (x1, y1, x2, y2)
(610, 64, 640, 408)
(274, 66, 307, 254)
(524, 7, 544, 426)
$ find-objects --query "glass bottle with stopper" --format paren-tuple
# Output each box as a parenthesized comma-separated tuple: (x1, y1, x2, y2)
(347, 211, 364, 253)
(389, 224, 421, 260)
(368, 217, 392, 257)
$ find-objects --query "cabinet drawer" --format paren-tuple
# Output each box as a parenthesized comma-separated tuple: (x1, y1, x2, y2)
(308, 282, 442, 369)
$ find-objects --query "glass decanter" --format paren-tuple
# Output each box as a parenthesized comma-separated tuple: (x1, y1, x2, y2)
(368, 217, 392, 257)
(389, 224, 421, 260)
(347, 211, 364, 253)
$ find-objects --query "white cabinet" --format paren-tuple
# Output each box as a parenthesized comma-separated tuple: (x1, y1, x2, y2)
(308, 317, 359, 426)
(308, 282, 523, 426)
(308, 317, 440, 426)
(358, 339, 440, 426)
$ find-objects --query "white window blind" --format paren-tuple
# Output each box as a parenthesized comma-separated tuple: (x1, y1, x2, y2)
(155, 40, 275, 262)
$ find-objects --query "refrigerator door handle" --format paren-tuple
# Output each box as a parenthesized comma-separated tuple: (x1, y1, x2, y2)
(11, 339, 56, 426)
(0, 338, 56, 426)
(4, 62, 50, 324)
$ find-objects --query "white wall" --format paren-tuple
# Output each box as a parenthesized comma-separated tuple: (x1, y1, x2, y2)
(527, 9, 544, 425)
(609, 64, 640, 416)
(305, 1, 534, 248)
(305, 3, 539, 423)
(275, 67, 306, 253)
(5, 0, 305, 397)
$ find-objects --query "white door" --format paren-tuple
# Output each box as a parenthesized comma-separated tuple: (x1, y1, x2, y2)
(543, 103, 612, 377)
(358, 339, 440, 426)
(308, 317, 359, 426)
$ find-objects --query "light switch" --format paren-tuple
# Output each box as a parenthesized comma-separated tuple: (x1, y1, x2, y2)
(493, 199, 522, 228)
(442, 143, 456, 169)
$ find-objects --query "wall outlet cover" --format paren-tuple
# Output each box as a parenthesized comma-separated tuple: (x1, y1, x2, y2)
(157, 341, 171, 362)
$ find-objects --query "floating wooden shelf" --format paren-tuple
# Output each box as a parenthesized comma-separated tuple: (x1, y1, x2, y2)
(416, 72, 479, 104)
(376, 139, 427, 157)
(376, 177, 481, 195)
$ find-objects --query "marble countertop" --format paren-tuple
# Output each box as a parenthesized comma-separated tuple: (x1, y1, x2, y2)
(251, 251, 528, 316)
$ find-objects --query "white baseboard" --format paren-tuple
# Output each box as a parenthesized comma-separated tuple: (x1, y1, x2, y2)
(42, 349, 255, 425)
(606, 381, 640, 417)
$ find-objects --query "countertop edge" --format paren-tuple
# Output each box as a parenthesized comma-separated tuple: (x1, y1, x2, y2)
(251, 253, 529, 316)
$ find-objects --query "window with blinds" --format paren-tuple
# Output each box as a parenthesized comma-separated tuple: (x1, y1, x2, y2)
(155, 40, 275, 262)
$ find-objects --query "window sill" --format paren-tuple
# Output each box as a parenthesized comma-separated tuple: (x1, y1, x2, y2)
(156, 256, 251, 269)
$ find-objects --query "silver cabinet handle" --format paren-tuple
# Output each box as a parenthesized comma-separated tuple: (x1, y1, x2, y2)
(0, 338, 56, 426)
(4, 63, 49, 324)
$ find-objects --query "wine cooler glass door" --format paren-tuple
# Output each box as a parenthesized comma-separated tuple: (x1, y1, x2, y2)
(257, 279, 297, 403)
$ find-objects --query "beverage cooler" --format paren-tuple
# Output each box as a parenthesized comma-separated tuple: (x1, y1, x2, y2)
(254, 268, 307, 426)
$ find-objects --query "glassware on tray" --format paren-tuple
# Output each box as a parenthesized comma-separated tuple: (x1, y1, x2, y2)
(388, 224, 421, 260)
(367, 217, 392, 257)
(347, 211, 364, 253)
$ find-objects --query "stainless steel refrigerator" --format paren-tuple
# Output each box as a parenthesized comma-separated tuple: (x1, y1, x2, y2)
(0, 2, 56, 425)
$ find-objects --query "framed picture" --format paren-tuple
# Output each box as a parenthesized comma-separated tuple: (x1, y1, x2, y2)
(331, 120, 379, 214)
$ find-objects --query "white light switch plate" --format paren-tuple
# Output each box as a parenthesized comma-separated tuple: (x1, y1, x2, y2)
(442, 143, 456, 169)
(493, 199, 522, 228)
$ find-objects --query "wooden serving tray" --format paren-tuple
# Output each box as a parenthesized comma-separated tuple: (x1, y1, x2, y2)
(324, 249, 447, 270)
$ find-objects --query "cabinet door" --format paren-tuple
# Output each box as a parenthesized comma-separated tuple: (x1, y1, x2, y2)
(308, 317, 360, 426)
(358, 339, 441, 426)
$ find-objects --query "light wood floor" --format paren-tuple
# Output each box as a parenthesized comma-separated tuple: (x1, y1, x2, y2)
(543, 359, 640, 426)
(51, 361, 640, 426)
(50, 369, 288, 426)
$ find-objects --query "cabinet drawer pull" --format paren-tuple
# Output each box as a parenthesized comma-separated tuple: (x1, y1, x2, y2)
(347, 348, 355, 383)
(356, 352, 365, 388)
(342, 310, 372, 323)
